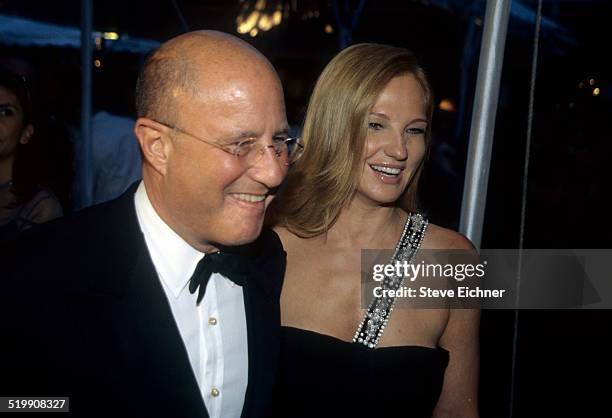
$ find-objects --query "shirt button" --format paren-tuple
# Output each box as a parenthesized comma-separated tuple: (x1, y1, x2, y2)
(211, 388, 220, 397)
(208, 317, 218, 325)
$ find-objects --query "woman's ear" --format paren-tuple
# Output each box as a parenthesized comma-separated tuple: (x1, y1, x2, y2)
(19, 124, 34, 145)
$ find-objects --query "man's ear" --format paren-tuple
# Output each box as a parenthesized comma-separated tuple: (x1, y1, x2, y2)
(135, 118, 172, 175)
(19, 124, 34, 145)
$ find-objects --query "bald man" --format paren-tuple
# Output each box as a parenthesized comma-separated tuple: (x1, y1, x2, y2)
(0, 31, 301, 418)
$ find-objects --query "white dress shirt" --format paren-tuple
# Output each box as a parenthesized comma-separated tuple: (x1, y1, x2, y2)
(134, 182, 248, 418)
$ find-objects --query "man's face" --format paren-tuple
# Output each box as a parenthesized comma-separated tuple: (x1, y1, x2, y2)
(161, 70, 289, 247)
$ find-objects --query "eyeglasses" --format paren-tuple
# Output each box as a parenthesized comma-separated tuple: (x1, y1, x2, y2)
(153, 119, 304, 166)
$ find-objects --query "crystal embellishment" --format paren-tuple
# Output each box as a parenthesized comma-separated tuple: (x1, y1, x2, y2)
(352, 213, 428, 349)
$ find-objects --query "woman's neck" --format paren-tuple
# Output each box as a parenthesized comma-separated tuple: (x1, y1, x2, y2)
(325, 198, 407, 249)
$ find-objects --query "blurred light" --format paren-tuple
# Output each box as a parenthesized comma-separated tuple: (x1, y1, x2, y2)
(103, 31, 119, 41)
(246, 11, 260, 28)
(258, 14, 272, 31)
(238, 11, 260, 34)
(314, 10, 320, 18)
(93, 59, 101, 68)
(439, 98, 456, 112)
(474, 17, 483, 26)
(569, 102, 575, 109)
(94, 36, 102, 50)
(593, 87, 600, 96)
(324, 24, 333, 34)
(237, 1, 287, 36)
(272, 10, 282, 25)
(589, 78, 595, 86)
(578, 81, 585, 89)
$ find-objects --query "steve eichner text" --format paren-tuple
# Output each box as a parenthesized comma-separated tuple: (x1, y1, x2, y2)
(372, 260, 486, 282)
(373, 286, 506, 298)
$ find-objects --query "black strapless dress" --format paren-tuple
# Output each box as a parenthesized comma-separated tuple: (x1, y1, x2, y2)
(270, 326, 449, 418)
(271, 214, 446, 417)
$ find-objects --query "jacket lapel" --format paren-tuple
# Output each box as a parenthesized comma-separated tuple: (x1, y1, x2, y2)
(118, 247, 209, 418)
(240, 229, 286, 418)
(83, 184, 209, 418)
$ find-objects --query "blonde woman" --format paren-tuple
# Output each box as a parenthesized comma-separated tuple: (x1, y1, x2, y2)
(269, 44, 479, 417)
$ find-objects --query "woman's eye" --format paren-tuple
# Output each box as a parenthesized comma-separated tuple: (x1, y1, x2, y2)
(406, 127, 426, 136)
(368, 122, 384, 131)
(0, 108, 14, 117)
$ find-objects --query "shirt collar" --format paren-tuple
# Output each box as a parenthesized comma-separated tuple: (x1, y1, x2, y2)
(134, 181, 204, 298)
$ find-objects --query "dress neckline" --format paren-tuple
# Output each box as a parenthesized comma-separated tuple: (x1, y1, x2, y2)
(281, 325, 448, 354)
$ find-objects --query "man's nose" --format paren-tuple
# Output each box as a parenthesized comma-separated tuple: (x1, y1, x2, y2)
(249, 146, 287, 188)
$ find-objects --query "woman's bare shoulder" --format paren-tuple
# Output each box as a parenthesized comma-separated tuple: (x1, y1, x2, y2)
(423, 222, 475, 252)
(273, 225, 291, 243)
(273, 225, 306, 250)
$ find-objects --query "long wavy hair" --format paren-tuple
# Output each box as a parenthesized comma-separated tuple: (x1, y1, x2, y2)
(270, 43, 434, 238)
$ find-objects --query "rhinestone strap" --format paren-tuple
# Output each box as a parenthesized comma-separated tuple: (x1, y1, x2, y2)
(352, 213, 428, 349)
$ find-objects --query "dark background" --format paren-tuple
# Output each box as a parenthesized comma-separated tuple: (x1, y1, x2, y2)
(1, 0, 610, 416)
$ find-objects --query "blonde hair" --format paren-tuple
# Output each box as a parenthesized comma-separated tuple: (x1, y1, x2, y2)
(271, 43, 434, 238)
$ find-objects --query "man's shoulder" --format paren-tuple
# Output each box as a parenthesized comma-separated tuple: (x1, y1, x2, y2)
(0, 187, 141, 286)
(5, 190, 132, 251)
(254, 227, 286, 255)
(248, 227, 287, 299)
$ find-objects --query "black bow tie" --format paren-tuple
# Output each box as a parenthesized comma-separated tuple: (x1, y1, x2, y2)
(188, 251, 249, 305)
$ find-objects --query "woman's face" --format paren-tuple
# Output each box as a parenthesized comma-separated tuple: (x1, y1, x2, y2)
(0, 85, 30, 160)
(355, 74, 427, 206)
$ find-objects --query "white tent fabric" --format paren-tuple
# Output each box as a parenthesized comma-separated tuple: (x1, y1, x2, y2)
(0, 13, 160, 53)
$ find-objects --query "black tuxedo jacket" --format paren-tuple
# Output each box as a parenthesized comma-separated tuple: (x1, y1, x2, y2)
(0, 185, 286, 418)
